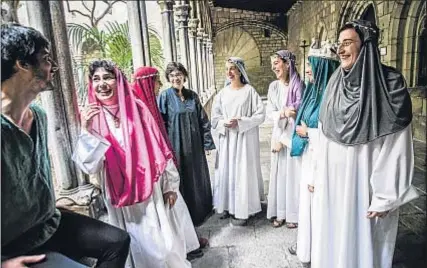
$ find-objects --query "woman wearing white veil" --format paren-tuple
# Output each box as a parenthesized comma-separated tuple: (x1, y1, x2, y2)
(211, 57, 266, 226)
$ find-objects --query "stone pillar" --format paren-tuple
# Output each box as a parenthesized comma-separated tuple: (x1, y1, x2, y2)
(170, 8, 178, 61)
(175, 3, 192, 88)
(127, 1, 146, 70)
(197, 28, 206, 97)
(139, 0, 151, 66)
(204, 39, 210, 94)
(188, 18, 200, 93)
(202, 33, 209, 95)
(158, 0, 176, 64)
(26, 0, 101, 216)
(207, 40, 215, 91)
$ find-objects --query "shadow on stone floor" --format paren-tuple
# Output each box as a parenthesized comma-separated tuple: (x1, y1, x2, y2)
(392, 140, 426, 268)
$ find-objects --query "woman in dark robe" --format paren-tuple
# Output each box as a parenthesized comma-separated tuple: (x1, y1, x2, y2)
(157, 62, 215, 227)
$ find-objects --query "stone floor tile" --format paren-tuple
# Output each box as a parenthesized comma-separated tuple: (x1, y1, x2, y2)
(228, 244, 300, 268)
(192, 247, 230, 268)
(208, 225, 257, 247)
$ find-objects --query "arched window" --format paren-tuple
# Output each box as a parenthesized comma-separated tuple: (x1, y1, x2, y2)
(360, 4, 376, 24)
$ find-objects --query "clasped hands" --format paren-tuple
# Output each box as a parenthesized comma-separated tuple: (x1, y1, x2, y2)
(224, 116, 241, 128)
(280, 108, 296, 120)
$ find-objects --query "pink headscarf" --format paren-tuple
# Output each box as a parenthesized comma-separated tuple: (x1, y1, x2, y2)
(88, 66, 174, 207)
(132, 66, 178, 166)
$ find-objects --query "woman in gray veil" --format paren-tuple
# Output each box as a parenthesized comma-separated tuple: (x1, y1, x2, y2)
(311, 20, 418, 268)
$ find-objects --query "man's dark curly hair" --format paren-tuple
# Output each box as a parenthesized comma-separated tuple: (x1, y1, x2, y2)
(1, 23, 50, 82)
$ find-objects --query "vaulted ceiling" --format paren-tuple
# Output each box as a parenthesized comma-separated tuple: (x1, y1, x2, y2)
(212, 0, 298, 13)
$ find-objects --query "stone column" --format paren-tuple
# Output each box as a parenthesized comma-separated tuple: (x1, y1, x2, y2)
(197, 28, 206, 98)
(26, 0, 101, 215)
(127, 1, 146, 69)
(207, 40, 215, 91)
(204, 40, 211, 94)
(175, 3, 192, 88)
(170, 9, 178, 61)
(202, 33, 209, 95)
(188, 18, 200, 93)
(139, 0, 151, 66)
(158, 0, 176, 64)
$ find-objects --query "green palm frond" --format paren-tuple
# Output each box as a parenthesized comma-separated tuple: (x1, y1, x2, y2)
(67, 23, 107, 56)
(67, 20, 165, 103)
(104, 21, 132, 76)
(148, 31, 164, 71)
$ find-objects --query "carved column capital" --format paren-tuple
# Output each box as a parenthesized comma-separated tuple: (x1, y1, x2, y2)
(175, 4, 190, 25)
(203, 33, 209, 45)
(197, 28, 206, 40)
(188, 18, 199, 36)
(157, 0, 175, 13)
(206, 41, 213, 53)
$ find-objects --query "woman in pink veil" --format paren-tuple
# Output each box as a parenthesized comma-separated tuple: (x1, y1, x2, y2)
(132, 66, 207, 260)
(72, 60, 191, 268)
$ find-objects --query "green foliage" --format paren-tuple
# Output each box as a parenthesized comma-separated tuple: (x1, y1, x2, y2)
(104, 21, 133, 76)
(67, 23, 108, 57)
(148, 30, 164, 72)
(67, 21, 164, 104)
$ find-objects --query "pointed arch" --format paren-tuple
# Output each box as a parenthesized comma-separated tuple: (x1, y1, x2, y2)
(388, 0, 426, 86)
(337, 1, 377, 39)
(214, 19, 288, 44)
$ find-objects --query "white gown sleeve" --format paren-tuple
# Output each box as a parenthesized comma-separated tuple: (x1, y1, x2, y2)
(161, 159, 180, 194)
(71, 130, 111, 175)
(368, 125, 419, 212)
(237, 88, 266, 133)
(266, 86, 282, 127)
(211, 92, 227, 136)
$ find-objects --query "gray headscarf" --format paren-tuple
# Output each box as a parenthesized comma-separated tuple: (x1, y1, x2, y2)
(319, 20, 412, 145)
(224, 57, 250, 86)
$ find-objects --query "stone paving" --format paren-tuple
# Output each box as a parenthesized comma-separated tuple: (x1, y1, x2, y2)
(192, 102, 427, 268)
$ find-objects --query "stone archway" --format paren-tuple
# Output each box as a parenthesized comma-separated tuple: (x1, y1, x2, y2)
(388, 0, 425, 85)
(214, 26, 264, 94)
(214, 19, 288, 45)
(337, 1, 377, 39)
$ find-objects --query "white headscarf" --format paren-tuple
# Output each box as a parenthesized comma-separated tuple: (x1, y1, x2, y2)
(224, 57, 250, 86)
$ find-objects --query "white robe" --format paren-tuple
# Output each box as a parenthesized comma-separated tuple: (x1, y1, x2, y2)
(211, 84, 265, 220)
(296, 127, 319, 263)
(311, 124, 419, 268)
(266, 80, 301, 223)
(72, 114, 197, 268)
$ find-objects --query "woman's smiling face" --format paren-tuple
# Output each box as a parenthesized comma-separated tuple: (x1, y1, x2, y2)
(92, 67, 118, 104)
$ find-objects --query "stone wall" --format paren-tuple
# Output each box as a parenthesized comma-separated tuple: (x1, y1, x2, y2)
(211, 7, 287, 95)
(286, 0, 426, 142)
(410, 87, 427, 142)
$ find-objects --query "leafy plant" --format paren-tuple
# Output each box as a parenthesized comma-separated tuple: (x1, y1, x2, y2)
(67, 23, 108, 57)
(104, 21, 133, 75)
(67, 21, 164, 104)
